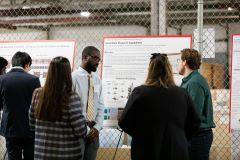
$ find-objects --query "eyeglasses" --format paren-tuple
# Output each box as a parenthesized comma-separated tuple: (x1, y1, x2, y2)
(89, 55, 101, 62)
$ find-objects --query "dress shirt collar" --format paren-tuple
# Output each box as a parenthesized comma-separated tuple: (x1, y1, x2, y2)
(78, 66, 96, 77)
(10, 66, 25, 72)
(78, 67, 90, 75)
(12, 66, 24, 70)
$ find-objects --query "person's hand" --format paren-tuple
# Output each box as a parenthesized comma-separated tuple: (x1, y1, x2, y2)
(87, 127, 99, 143)
(87, 121, 96, 128)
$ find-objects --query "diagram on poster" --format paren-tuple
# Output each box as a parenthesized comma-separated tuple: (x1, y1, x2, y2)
(0, 40, 75, 86)
(231, 35, 240, 130)
(101, 36, 192, 126)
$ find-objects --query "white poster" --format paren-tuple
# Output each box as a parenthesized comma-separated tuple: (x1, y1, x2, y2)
(0, 40, 76, 86)
(102, 36, 192, 112)
(231, 35, 240, 130)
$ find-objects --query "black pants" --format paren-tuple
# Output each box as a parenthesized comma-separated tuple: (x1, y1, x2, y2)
(83, 137, 99, 160)
(189, 129, 213, 160)
(5, 137, 34, 160)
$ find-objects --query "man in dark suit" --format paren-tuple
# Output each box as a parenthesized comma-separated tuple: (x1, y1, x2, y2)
(0, 51, 41, 160)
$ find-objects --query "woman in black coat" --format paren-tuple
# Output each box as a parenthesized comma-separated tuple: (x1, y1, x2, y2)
(118, 53, 200, 160)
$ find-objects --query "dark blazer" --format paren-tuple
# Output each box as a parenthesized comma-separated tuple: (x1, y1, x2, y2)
(119, 85, 200, 160)
(0, 68, 40, 138)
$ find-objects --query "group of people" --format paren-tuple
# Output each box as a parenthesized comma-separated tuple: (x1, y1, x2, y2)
(119, 49, 215, 160)
(0, 46, 215, 160)
(0, 46, 103, 160)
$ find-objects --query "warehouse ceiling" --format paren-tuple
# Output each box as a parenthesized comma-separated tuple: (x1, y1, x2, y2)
(0, 0, 239, 29)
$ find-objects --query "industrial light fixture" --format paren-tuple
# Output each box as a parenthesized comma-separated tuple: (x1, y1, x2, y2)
(22, 6, 31, 9)
(80, 11, 91, 17)
(228, 7, 234, 11)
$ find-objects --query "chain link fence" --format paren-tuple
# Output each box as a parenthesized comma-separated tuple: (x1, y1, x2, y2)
(0, 0, 239, 159)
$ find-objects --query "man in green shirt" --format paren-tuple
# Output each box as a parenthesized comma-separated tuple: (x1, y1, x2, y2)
(179, 48, 215, 160)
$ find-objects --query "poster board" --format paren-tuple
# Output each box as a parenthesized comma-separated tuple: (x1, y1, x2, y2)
(230, 34, 240, 130)
(101, 36, 192, 126)
(0, 40, 76, 86)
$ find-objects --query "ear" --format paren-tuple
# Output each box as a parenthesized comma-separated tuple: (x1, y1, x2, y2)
(182, 60, 187, 66)
(24, 63, 28, 69)
(24, 63, 31, 70)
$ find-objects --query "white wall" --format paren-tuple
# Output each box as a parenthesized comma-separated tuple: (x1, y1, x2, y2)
(1, 23, 239, 66)
(0, 28, 47, 41)
(167, 27, 178, 34)
(180, 23, 240, 53)
(182, 24, 228, 54)
(229, 23, 240, 35)
(178, 23, 240, 66)
(0, 25, 147, 69)
(49, 25, 148, 69)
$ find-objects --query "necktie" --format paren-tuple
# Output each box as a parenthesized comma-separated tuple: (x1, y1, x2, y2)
(87, 75, 94, 121)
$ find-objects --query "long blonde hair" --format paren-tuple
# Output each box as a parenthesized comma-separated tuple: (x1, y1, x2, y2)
(145, 53, 175, 88)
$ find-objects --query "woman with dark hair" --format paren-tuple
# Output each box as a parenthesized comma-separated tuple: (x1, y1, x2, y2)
(0, 56, 8, 75)
(119, 53, 200, 160)
(29, 56, 87, 159)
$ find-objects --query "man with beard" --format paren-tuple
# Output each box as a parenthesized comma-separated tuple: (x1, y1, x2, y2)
(178, 48, 215, 160)
(72, 46, 104, 160)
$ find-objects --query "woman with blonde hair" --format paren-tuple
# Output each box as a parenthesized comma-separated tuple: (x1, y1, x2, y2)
(29, 56, 87, 159)
(119, 53, 200, 160)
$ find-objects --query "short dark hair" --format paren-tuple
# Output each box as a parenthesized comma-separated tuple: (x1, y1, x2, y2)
(181, 48, 201, 70)
(0, 56, 8, 70)
(11, 51, 32, 68)
(82, 46, 100, 58)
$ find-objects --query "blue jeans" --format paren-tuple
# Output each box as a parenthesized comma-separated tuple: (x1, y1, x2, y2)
(189, 129, 213, 160)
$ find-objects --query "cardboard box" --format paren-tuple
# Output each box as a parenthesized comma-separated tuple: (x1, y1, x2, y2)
(201, 63, 226, 89)
(202, 62, 213, 87)
(97, 148, 130, 160)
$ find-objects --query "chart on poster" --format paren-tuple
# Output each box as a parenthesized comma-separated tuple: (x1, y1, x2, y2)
(101, 36, 192, 126)
(0, 40, 76, 86)
(231, 34, 240, 130)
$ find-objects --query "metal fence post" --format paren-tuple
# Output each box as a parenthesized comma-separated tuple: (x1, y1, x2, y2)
(159, 0, 166, 35)
(151, 0, 159, 35)
(197, 0, 204, 54)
